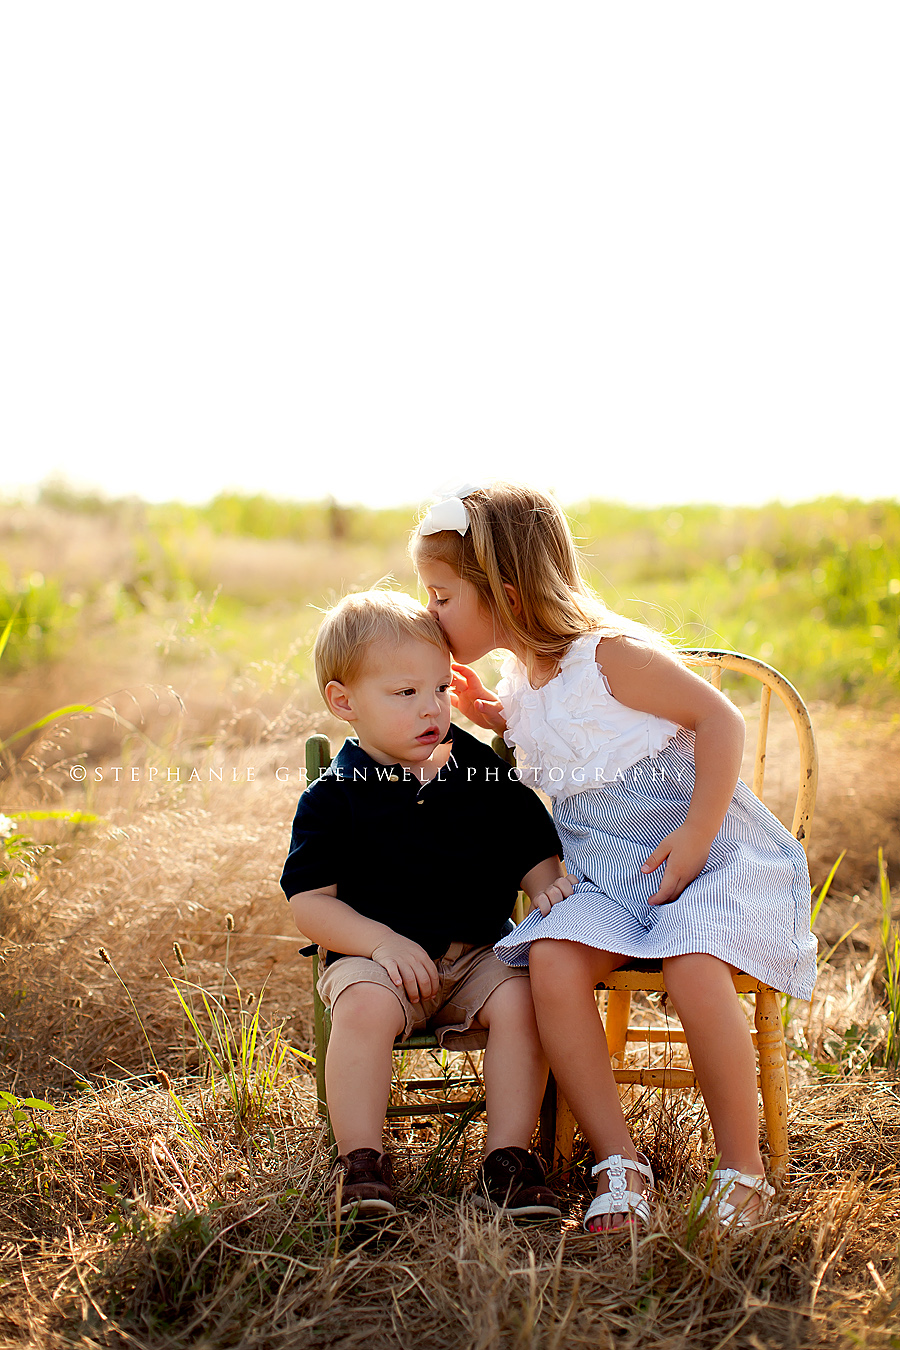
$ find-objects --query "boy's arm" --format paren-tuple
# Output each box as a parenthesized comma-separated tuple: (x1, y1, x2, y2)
(288, 886, 440, 1003)
(519, 857, 575, 918)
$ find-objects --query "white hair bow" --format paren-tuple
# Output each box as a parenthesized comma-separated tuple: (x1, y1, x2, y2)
(418, 482, 482, 537)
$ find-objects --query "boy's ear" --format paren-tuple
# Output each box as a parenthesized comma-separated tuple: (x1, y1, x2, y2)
(324, 680, 356, 723)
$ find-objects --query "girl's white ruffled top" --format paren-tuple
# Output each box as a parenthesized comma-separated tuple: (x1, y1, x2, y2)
(497, 631, 680, 801)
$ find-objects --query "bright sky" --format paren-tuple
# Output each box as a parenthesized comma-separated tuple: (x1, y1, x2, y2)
(1, 3, 897, 511)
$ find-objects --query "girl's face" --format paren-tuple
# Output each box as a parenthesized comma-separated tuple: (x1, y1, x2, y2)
(417, 558, 504, 664)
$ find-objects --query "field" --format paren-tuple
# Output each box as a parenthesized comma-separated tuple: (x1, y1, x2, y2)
(1, 489, 899, 1349)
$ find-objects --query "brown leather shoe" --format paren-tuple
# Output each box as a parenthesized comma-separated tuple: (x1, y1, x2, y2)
(333, 1148, 397, 1218)
(475, 1147, 561, 1219)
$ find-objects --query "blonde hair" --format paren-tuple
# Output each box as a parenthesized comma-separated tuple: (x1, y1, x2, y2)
(313, 589, 449, 698)
(411, 481, 668, 680)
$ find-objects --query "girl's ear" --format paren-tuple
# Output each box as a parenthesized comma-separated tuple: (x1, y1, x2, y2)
(324, 680, 356, 723)
(503, 583, 522, 616)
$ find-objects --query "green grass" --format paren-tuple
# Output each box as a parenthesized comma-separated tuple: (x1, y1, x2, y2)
(575, 497, 900, 703)
(1, 488, 898, 706)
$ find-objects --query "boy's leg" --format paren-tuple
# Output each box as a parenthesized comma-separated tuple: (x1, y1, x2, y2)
(318, 960, 424, 1219)
(456, 961, 560, 1218)
(475, 976, 549, 1154)
(325, 979, 406, 1155)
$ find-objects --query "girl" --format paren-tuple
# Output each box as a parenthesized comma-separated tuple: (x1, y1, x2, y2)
(412, 481, 816, 1234)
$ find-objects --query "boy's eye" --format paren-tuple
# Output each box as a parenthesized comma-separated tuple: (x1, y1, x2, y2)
(397, 688, 416, 697)
(437, 683, 451, 694)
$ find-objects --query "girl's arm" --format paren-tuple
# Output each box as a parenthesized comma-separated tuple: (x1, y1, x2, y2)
(596, 637, 746, 905)
(449, 662, 508, 734)
(288, 885, 440, 1001)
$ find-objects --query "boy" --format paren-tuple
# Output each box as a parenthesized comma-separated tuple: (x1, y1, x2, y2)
(281, 590, 569, 1220)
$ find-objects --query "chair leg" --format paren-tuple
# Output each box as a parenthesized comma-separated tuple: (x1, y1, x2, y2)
(311, 954, 335, 1149)
(537, 1071, 558, 1171)
(311, 954, 328, 1117)
(605, 989, 632, 1065)
(755, 987, 789, 1182)
(553, 1088, 578, 1173)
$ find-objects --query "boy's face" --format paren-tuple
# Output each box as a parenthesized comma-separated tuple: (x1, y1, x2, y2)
(325, 637, 453, 770)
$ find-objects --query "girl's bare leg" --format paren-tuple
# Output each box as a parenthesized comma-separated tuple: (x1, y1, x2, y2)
(528, 938, 646, 1231)
(663, 953, 767, 1217)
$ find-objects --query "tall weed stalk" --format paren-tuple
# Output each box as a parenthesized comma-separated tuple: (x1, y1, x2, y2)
(166, 917, 312, 1136)
(782, 851, 853, 1031)
(168, 971, 294, 1134)
(877, 848, 900, 1070)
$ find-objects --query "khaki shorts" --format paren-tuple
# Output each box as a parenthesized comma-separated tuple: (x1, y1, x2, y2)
(317, 941, 529, 1050)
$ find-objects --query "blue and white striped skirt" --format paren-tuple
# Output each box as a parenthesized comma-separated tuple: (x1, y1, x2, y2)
(495, 731, 817, 1000)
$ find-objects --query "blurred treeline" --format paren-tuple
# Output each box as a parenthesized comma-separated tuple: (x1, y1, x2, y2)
(1, 483, 898, 706)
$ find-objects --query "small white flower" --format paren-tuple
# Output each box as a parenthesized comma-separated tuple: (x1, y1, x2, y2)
(0, 814, 17, 840)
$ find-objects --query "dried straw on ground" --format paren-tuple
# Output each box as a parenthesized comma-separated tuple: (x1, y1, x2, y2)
(1, 700, 899, 1348)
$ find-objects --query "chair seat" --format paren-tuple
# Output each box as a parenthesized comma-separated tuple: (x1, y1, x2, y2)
(599, 968, 778, 995)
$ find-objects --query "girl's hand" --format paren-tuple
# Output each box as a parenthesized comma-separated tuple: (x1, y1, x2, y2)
(641, 825, 713, 905)
(530, 873, 577, 917)
(450, 662, 508, 734)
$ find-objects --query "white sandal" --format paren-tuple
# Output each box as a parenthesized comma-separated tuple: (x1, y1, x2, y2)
(698, 1169, 775, 1229)
(583, 1152, 654, 1232)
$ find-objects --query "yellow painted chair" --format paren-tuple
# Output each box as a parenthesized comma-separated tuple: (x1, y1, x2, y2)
(545, 649, 818, 1183)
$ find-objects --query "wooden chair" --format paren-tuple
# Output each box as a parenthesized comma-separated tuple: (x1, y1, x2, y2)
(546, 649, 818, 1183)
(301, 733, 546, 1153)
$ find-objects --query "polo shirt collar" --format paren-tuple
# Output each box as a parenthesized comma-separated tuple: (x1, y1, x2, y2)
(330, 726, 456, 779)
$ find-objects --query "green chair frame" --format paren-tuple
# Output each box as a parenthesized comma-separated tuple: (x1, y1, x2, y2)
(302, 733, 556, 1156)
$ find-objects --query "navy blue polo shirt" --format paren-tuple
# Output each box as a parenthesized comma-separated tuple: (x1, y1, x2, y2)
(280, 723, 561, 962)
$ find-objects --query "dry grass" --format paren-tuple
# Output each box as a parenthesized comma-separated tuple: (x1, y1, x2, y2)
(0, 707, 898, 1349)
(736, 699, 900, 898)
(1, 1069, 898, 1349)
(1, 598, 900, 1345)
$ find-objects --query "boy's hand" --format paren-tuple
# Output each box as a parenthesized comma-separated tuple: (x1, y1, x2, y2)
(530, 873, 577, 917)
(642, 825, 712, 904)
(371, 936, 440, 1003)
(450, 663, 508, 734)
